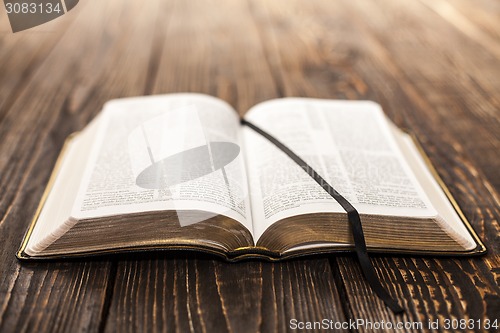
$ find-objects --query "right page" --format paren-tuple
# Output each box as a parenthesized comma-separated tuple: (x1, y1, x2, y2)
(242, 98, 470, 246)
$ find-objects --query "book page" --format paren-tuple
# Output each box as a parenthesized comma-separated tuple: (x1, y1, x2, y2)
(242, 99, 437, 241)
(71, 94, 252, 234)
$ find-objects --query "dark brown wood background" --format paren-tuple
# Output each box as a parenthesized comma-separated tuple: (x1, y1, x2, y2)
(0, 0, 498, 332)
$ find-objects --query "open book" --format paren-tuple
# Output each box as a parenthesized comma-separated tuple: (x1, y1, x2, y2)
(18, 94, 485, 260)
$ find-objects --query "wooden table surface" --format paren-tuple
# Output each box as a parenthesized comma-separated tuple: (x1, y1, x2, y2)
(1, 0, 499, 332)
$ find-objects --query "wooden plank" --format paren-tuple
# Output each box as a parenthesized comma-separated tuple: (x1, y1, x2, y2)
(107, 255, 346, 333)
(350, 0, 500, 192)
(0, 0, 165, 332)
(419, 0, 500, 57)
(0, 3, 76, 119)
(102, 1, 348, 332)
(250, 0, 499, 328)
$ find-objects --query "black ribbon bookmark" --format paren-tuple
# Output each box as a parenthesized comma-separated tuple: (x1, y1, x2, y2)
(241, 118, 404, 314)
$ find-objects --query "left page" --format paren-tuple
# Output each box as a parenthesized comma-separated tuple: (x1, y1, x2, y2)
(71, 94, 253, 235)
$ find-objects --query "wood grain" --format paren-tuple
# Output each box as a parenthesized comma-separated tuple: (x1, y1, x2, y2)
(0, 0, 498, 332)
(1, 0, 169, 332)
(250, 0, 499, 330)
